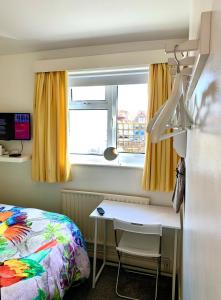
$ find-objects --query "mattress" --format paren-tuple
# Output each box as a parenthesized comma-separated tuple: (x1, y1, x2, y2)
(0, 204, 90, 300)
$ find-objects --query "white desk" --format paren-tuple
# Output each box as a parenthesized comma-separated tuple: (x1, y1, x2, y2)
(90, 200, 181, 300)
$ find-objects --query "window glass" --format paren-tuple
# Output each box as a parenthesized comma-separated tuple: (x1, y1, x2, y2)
(71, 86, 105, 101)
(68, 70, 148, 162)
(117, 84, 147, 153)
(69, 110, 108, 155)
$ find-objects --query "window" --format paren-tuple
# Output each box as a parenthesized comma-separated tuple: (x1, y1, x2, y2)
(71, 86, 105, 101)
(68, 68, 148, 166)
(69, 85, 117, 155)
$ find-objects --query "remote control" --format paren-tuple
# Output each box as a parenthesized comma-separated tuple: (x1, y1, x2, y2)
(9, 153, 21, 157)
(97, 207, 105, 216)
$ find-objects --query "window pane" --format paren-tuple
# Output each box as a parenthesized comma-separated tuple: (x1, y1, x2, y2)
(71, 86, 105, 101)
(117, 84, 147, 153)
(69, 110, 107, 154)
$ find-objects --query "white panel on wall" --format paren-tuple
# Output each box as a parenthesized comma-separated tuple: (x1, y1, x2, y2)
(184, 1, 221, 299)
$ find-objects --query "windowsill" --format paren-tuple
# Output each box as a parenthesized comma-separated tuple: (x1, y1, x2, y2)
(69, 154, 144, 169)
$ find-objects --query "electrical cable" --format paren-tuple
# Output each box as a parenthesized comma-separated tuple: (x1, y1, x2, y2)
(20, 140, 24, 155)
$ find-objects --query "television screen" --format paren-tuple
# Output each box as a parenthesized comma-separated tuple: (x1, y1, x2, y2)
(0, 113, 31, 140)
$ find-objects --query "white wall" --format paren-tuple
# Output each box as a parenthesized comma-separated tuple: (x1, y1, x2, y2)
(183, 0, 221, 299)
(0, 42, 173, 213)
(189, 0, 213, 39)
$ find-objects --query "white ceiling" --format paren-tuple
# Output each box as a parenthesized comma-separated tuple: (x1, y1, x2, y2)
(0, 0, 190, 55)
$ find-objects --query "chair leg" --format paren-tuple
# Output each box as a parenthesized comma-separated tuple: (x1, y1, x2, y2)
(154, 257, 161, 300)
(115, 259, 140, 300)
(115, 261, 122, 297)
(115, 254, 161, 300)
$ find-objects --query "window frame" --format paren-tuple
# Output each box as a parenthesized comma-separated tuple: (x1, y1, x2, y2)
(69, 85, 118, 154)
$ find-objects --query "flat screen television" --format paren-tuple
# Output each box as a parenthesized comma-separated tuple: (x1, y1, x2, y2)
(0, 113, 31, 140)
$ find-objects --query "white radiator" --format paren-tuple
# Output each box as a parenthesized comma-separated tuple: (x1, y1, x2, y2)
(61, 189, 150, 243)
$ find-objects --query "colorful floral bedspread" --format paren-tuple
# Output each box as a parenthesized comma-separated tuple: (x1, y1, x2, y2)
(0, 204, 90, 300)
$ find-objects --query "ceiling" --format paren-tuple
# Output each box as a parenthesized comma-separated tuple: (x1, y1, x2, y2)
(0, 0, 190, 55)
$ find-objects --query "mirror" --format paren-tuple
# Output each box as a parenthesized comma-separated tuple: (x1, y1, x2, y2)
(104, 147, 118, 161)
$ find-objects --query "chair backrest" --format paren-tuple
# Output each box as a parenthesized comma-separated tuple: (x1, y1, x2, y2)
(113, 219, 162, 236)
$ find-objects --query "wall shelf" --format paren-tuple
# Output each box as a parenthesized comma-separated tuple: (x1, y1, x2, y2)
(0, 155, 31, 163)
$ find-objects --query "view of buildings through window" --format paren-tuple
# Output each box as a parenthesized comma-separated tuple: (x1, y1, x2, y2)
(117, 84, 147, 153)
(69, 83, 147, 155)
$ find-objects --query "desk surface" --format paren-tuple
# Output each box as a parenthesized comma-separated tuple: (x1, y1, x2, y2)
(90, 200, 180, 230)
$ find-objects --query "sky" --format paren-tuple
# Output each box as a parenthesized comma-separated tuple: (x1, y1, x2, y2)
(118, 84, 148, 119)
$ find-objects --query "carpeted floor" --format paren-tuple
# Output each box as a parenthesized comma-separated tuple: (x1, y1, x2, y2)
(64, 264, 174, 300)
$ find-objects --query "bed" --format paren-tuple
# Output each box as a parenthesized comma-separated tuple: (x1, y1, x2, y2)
(0, 204, 90, 300)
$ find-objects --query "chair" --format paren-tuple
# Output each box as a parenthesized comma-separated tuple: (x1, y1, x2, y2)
(113, 219, 162, 300)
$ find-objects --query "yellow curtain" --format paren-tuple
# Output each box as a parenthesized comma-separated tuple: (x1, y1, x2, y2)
(142, 63, 179, 192)
(32, 71, 72, 183)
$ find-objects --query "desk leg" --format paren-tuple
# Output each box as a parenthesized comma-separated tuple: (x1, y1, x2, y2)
(92, 218, 98, 288)
(103, 220, 107, 264)
(172, 229, 178, 300)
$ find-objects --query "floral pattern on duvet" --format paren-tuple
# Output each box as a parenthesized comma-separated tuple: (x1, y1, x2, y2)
(0, 204, 90, 300)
